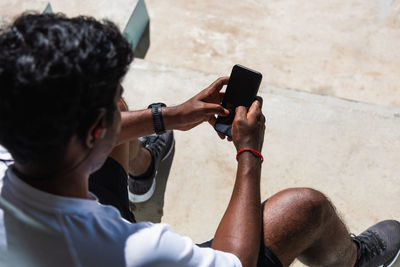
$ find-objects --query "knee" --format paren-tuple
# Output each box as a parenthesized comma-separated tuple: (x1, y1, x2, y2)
(263, 188, 331, 230)
(118, 98, 129, 112)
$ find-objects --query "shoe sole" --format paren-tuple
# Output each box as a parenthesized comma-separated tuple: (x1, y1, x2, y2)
(385, 248, 400, 267)
(128, 138, 175, 203)
(128, 177, 156, 203)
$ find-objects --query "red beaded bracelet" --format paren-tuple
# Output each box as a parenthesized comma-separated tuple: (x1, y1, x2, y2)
(236, 148, 264, 163)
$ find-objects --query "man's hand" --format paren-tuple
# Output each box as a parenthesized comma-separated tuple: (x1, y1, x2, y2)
(119, 77, 230, 143)
(232, 97, 266, 152)
(164, 77, 230, 135)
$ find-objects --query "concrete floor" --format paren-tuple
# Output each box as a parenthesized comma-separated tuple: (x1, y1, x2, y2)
(1, 1, 400, 266)
(123, 59, 400, 267)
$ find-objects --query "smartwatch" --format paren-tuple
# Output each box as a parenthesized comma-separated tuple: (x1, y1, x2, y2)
(148, 102, 166, 135)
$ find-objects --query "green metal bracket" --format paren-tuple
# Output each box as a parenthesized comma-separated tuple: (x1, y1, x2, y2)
(42, 1, 149, 58)
(43, 3, 53, 14)
(123, 0, 150, 59)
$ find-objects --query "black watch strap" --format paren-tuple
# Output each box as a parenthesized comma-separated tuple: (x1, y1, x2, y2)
(148, 102, 166, 135)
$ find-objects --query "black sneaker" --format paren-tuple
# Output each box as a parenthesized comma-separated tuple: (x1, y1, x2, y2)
(352, 220, 400, 267)
(128, 131, 175, 203)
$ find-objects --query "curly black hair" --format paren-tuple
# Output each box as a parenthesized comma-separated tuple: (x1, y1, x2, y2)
(0, 13, 133, 164)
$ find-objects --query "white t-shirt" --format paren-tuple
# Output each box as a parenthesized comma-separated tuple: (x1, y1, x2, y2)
(0, 145, 11, 185)
(0, 167, 242, 267)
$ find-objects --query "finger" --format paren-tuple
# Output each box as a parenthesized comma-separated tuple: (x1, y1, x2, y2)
(205, 103, 229, 116)
(217, 132, 226, 140)
(227, 136, 233, 142)
(254, 96, 263, 106)
(247, 100, 264, 123)
(248, 99, 263, 116)
(261, 114, 266, 123)
(208, 116, 217, 127)
(208, 77, 229, 93)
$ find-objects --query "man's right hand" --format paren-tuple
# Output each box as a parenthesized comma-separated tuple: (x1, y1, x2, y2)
(231, 98, 266, 152)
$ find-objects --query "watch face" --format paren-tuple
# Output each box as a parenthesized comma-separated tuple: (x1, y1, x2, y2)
(148, 102, 166, 109)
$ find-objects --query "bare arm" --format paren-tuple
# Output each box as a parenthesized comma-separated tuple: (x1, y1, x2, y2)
(117, 77, 230, 144)
(212, 100, 266, 267)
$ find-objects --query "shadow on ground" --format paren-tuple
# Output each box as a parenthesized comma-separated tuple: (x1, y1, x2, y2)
(129, 145, 175, 223)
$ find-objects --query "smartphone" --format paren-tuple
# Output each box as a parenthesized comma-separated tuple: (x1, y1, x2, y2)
(215, 64, 262, 138)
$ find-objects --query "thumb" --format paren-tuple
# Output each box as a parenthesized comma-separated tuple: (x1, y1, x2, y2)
(234, 106, 247, 121)
(248, 99, 262, 115)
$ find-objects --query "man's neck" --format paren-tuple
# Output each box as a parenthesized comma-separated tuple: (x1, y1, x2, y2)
(12, 143, 93, 199)
(13, 165, 91, 199)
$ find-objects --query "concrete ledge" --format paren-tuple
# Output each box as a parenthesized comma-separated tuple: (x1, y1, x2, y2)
(48, 0, 139, 30)
(44, 0, 150, 58)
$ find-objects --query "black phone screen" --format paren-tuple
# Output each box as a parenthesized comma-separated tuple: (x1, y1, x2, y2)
(215, 64, 262, 137)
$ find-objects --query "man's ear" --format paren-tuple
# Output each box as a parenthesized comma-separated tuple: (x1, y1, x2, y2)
(86, 108, 107, 148)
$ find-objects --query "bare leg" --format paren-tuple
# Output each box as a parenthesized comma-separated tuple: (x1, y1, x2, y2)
(109, 141, 130, 173)
(128, 139, 152, 176)
(262, 188, 357, 267)
(109, 98, 131, 173)
(109, 98, 152, 176)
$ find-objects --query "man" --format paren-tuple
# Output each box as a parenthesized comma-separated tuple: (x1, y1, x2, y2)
(0, 13, 399, 267)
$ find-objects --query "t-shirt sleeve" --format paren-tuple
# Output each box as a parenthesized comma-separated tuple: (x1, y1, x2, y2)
(124, 223, 242, 267)
(0, 145, 12, 189)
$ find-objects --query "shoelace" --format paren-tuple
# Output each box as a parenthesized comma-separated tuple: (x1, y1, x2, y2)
(353, 230, 386, 266)
(143, 135, 165, 158)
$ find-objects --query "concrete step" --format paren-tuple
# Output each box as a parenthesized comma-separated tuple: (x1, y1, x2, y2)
(144, 0, 400, 108)
(123, 59, 400, 266)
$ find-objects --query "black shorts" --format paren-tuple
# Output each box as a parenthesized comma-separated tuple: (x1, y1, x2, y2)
(90, 157, 282, 267)
(89, 157, 135, 222)
(198, 240, 282, 267)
